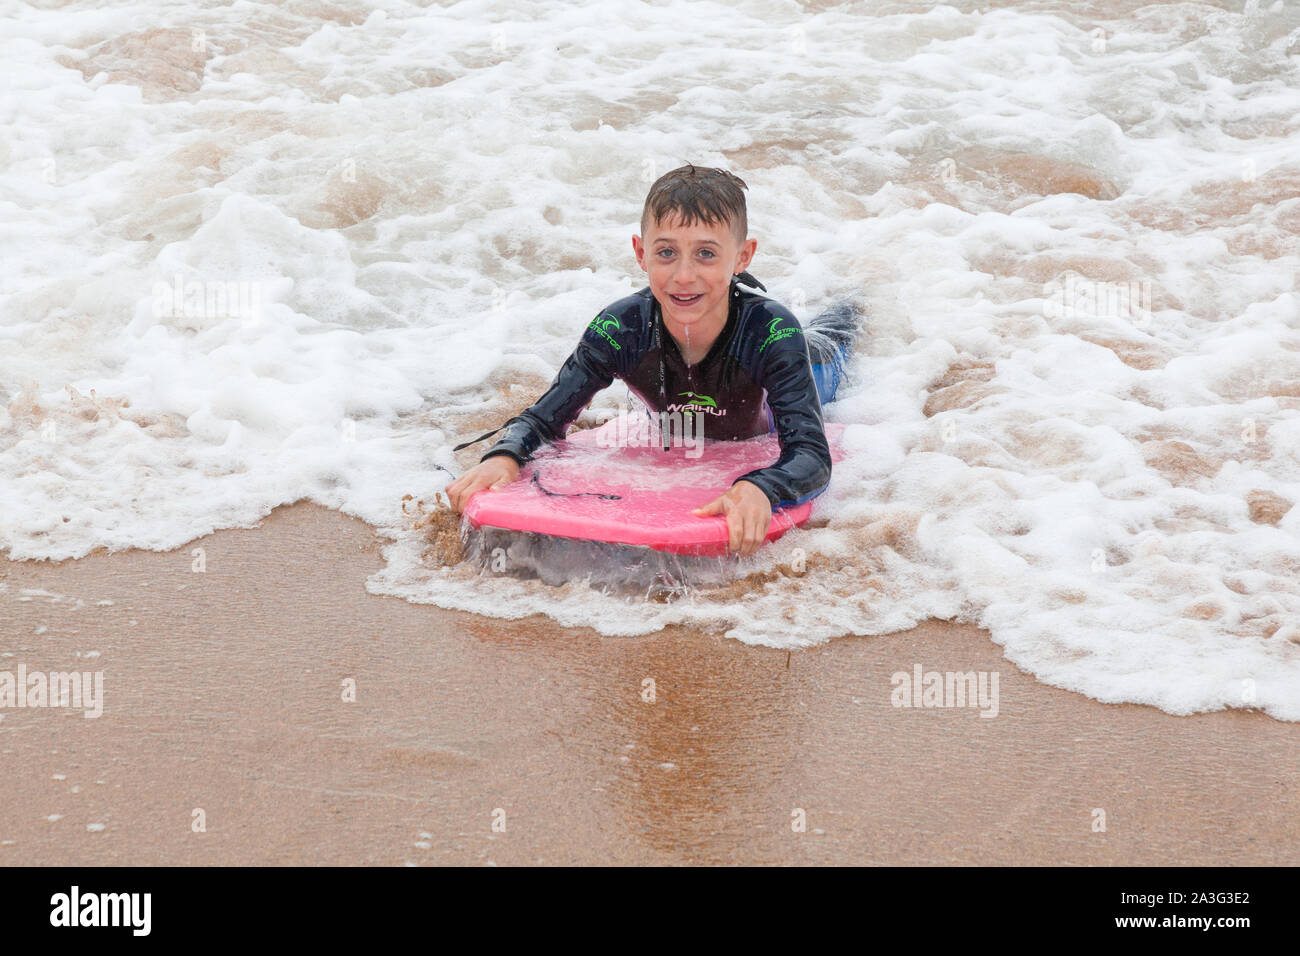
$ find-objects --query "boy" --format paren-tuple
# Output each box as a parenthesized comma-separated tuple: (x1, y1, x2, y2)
(447, 164, 856, 557)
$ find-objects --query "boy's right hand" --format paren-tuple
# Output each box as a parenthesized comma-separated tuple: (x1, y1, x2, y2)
(446, 455, 521, 513)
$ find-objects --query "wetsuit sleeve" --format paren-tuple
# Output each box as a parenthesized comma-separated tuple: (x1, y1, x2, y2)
(480, 320, 620, 467)
(734, 318, 833, 509)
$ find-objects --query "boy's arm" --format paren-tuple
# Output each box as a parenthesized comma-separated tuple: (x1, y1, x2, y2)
(734, 316, 833, 509)
(480, 320, 620, 467)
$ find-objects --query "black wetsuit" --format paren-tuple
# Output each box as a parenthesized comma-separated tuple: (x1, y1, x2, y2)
(473, 273, 857, 509)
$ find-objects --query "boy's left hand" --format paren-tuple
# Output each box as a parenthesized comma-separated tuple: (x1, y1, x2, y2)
(692, 480, 773, 557)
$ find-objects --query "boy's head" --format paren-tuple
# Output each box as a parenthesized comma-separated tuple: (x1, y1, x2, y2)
(640, 164, 749, 245)
(633, 164, 757, 332)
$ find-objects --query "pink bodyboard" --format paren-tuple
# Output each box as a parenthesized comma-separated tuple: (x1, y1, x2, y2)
(464, 414, 845, 556)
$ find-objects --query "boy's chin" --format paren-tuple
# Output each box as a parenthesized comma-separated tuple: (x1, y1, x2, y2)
(662, 308, 708, 327)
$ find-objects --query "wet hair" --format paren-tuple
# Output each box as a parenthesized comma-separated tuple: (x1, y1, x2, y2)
(640, 164, 748, 244)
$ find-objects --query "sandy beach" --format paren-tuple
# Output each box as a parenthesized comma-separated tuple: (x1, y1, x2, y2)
(1, 501, 1295, 866)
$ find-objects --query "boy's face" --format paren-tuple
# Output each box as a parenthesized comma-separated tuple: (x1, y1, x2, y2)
(632, 213, 757, 332)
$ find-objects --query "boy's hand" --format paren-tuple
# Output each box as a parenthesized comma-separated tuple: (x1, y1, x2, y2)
(692, 480, 773, 557)
(446, 455, 521, 513)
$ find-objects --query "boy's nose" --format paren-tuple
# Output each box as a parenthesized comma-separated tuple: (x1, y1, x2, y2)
(672, 260, 700, 283)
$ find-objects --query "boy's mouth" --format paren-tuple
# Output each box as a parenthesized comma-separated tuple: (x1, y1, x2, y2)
(668, 293, 703, 307)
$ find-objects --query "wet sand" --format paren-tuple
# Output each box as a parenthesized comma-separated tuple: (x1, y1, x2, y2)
(1, 501, 1296, 866)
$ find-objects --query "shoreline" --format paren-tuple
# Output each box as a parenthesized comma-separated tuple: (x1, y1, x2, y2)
(2, 500, 1296, 865)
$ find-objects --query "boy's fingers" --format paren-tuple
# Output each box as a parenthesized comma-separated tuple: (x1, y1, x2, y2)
(741, 509, 768, 556)
(450, 477, 481, 512)
(692, 495, 726, 516)
(729, 512, 744, 555)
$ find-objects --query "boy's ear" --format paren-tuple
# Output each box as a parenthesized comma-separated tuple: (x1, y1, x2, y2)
(738, 236, 757, 270)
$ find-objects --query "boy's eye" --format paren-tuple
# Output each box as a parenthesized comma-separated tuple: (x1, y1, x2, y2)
(655, 248, 717, 259)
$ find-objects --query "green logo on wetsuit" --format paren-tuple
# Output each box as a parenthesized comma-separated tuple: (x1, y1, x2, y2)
(587, 312, 623, 351)
(667, 390, 726, 416)
(677, 391, 717, 408)
(759, 314, 802, 353)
